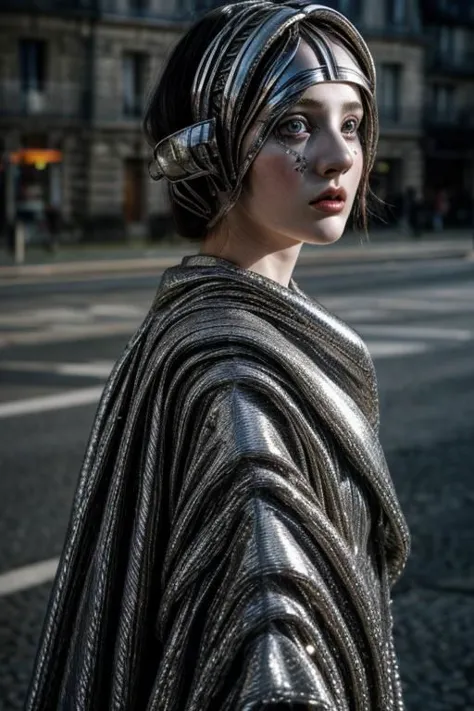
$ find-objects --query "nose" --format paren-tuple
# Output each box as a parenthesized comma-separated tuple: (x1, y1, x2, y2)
(310, 131, 354, 178)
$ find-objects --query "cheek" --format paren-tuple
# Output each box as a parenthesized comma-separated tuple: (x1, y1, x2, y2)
(248, 151, 300, 203)
(348, 151, 364, 198)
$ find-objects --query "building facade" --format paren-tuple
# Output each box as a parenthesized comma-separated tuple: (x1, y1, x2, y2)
(421, 0, 474, 227)
(0, 0, 207, 241)
(0, 0, 473, 241)
(327, 0, 425, 225)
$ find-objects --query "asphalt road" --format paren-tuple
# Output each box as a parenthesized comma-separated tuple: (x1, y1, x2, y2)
(0, 254, 473, 710)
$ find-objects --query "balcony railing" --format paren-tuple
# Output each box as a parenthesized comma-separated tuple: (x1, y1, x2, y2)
(0, 81, 88, 120)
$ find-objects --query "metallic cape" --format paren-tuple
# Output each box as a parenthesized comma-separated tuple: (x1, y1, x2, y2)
(26, 256, 410, 711)
(150, 1, 378, 227)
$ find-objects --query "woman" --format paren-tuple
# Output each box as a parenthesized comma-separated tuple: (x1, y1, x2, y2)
(26, 2, 410, 709)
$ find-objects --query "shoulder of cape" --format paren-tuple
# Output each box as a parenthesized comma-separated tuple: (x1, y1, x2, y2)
(152, 263, 374, 373)
(139, 265, 380, 429)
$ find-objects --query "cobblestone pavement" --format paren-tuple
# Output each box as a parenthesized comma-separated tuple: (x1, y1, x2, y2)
(0, 257, 473, 710)
(389, 435, 474, 711)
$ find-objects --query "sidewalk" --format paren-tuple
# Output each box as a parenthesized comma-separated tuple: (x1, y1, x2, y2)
(1, 228, 473, 280)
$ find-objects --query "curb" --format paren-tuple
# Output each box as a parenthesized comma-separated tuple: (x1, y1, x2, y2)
(0, 240, 471, 281)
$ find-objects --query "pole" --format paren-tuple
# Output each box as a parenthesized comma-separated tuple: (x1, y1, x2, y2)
(14, 220, 25, 265)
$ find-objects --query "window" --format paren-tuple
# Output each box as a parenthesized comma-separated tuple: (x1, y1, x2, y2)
(19, 39, 47, 92)
(378, 63, 402, 122)
(439, 26, 455, 56)
(128, 0, 148, 12)
(338, 0, 361, 19)
(432, 84, 455, 121)
(387, 0, 407, 25)
(122, 52, 147, 118)
(123, 159, 144, 222)
(438, 26, 463, 64)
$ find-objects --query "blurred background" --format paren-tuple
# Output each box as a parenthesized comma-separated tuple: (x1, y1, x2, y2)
(0, 0, 473, 246)
(0, 1, 473, 711)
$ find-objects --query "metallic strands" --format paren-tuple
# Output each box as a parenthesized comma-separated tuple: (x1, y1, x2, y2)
(151, 119, 224, 185)
(26, 256, 410, 710)
(274, 133, 309, 172)
(149, 1, 378, 226)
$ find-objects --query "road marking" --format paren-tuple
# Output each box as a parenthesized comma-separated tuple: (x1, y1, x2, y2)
(357, 325, 472, 341)
(0, 360, 114, 378)
(372, 297, 474, 313)
(0, 321, 136, 348)
(0, 386, 103, 419)
(0, 557, 59, 597)
(336, 309, 391, 321)
(89, 303, 144, 317)
(56, 361, 113, 377)
(367, 341, 428, 358)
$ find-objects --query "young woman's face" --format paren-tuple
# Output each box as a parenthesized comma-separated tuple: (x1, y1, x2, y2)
(236, 40, 365, 249)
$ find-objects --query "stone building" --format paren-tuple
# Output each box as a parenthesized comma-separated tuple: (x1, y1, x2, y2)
(0, 0, 206, 241)
(0, 0, 472, 240)
(420, 0, 474, 227)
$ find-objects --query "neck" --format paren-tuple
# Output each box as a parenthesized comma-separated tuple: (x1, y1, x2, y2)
(200, 223, 302, 288)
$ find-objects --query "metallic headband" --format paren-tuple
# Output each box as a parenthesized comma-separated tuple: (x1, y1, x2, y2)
(150, 1, 377, 228)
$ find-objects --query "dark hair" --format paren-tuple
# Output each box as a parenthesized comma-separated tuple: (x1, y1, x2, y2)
(143, 5, 377, 241)
(143, 9, 231, 242)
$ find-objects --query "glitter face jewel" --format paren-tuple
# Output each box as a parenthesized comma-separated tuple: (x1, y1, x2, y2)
(274, 135, 308, 174)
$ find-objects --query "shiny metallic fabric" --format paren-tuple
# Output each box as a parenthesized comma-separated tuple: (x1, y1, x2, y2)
(26, 256, 410, 710)
(150, 0, 378, 228)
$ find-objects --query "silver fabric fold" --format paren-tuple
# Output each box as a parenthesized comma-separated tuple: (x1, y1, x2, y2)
(25, 256, 409, 710)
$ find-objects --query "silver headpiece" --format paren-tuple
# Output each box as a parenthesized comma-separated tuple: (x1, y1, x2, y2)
(151, 1, 377, 229)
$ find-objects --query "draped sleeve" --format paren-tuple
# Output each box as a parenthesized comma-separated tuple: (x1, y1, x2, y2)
(148, 354, 388, 711)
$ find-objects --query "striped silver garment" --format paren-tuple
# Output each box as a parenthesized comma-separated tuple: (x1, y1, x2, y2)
(150, 1, 378, 228)
(26, 256, 410, 710)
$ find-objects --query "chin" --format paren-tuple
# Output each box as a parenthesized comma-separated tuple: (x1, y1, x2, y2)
(307, 215, 347, 245)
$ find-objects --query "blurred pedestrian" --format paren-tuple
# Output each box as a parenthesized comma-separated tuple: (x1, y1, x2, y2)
(433, 188, 450, 232)
(405, 186, 423, 238)
(44, 203, 60, 253)
(26, 3, 410, 710)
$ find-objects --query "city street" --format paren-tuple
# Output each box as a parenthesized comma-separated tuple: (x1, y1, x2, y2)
(0, 253, 473, 710)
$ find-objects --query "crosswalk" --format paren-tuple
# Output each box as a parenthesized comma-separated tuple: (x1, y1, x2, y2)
(0, 281, 473, 357)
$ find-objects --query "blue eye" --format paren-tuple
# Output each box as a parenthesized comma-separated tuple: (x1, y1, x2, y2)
(276, 117, 310, 138)
(342, 118, 359, 135)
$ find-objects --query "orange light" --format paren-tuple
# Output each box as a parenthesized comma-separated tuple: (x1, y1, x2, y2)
(10, 149, 62, 165)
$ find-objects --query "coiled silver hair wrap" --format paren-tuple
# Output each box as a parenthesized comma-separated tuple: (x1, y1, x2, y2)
(150, 1, 378, 228)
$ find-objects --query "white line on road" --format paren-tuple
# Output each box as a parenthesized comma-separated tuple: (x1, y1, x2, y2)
(0, 360, 114, 378)
(367, 341, 428, 357)
(0, 557, 59, 597)
(356, 325, 472, 341)
(372, 297, 474, 313)
(0, 321, 136, 348)
(89, 303, 145, 317)
(0, 386, 103, 419)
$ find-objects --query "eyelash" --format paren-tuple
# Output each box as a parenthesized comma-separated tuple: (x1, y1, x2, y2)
(275, 115, 361, 140)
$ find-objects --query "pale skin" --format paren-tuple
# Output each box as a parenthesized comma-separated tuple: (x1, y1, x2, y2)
(201, 39, 365, 288)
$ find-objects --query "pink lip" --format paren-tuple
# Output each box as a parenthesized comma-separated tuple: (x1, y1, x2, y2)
(309, 199, 345, 215)
(309, 187, 347, 215)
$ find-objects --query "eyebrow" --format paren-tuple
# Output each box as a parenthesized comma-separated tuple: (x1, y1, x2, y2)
(292, 98, 364, 113)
